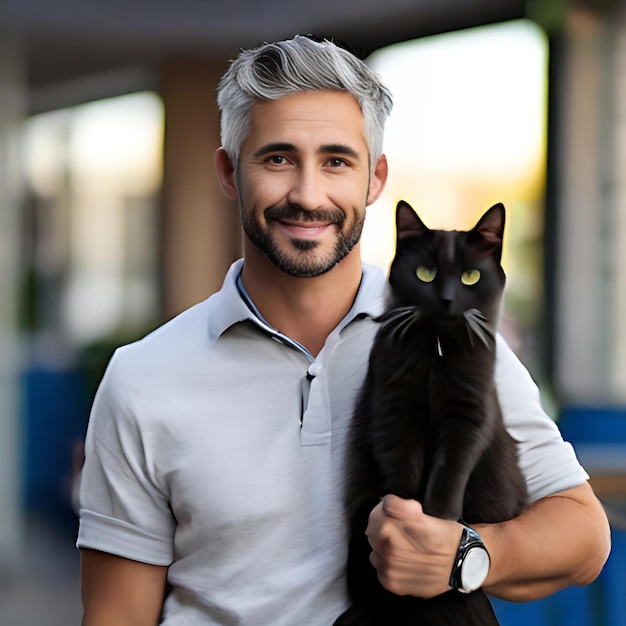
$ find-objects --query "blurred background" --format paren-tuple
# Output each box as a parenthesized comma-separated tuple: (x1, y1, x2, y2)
(1, 0, 625, 624)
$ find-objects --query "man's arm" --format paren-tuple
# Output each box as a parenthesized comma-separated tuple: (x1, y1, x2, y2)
(366, 482, 610, 601)
(479, 482, 610, 601)
(80, 549, 168, 626)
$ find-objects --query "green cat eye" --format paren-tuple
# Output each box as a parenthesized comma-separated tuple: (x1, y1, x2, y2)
(461, 269, 481, 286)
(416, 266, 437, 283)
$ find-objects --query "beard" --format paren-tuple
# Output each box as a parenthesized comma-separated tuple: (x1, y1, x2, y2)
(241, 203, 365, 278)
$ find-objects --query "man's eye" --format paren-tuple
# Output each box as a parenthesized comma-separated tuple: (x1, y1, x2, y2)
(328, 157, 347, 167)
(268, 155, 287, 165)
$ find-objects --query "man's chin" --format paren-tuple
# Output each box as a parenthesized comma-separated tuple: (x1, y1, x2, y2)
(268, 251, 340, 279)
(289, 237, 321, 253)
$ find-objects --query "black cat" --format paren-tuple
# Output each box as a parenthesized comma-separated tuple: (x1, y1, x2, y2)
(334, 200, 529, 626)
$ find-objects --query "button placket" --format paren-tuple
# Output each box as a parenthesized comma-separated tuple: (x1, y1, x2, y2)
(301, 369, 332, 446)
(300, 333, 341, 447)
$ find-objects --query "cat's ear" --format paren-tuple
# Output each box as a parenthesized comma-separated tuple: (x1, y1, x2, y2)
(469, 203, 505, 259)
(396, 200, 430, 240)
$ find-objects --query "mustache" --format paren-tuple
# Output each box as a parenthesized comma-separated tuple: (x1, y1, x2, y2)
(264, 204, 345, 226)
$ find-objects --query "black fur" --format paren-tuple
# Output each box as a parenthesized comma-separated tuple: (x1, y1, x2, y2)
(334, 201, 529, 626)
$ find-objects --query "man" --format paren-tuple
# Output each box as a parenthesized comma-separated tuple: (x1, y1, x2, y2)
(78, 36, 610, 625)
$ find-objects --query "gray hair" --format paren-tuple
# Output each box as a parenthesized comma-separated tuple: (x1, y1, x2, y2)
(217, 35, 393, 170)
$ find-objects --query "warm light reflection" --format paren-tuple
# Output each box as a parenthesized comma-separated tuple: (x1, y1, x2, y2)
(363, 19, 548, 370)
(69, 95, 163, 194)
(363, 19, 547, 266)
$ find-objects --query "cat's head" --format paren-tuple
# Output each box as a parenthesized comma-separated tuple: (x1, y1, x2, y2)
(388, 200, 506, 325)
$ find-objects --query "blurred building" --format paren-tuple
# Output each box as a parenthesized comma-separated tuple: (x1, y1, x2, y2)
(0, 0, 625, 624)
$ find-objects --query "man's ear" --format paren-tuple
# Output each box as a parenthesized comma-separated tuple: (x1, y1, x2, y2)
(215, 147, 238, 200)
(366, 154, 388, 206)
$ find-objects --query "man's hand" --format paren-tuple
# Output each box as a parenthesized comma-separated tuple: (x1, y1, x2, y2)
(366, 483, 611, 603)
(366, 495, 462, 599)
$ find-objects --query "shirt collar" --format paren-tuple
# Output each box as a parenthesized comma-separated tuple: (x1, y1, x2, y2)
(207, 258, 389, 345)
(206, 259, 255, 344)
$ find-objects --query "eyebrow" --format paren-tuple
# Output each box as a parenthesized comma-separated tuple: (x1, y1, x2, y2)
(254, 143, 296, 158)
(320, 144, 361, 161)
(253, 142, 362, 161)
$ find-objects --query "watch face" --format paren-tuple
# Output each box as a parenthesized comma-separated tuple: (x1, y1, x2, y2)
(461, 546, 490, 591)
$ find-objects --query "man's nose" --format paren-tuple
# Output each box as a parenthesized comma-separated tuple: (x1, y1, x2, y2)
(287, 166, 325, 212)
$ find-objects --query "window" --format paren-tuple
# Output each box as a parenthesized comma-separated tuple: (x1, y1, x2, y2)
(20, 91, 163, 348)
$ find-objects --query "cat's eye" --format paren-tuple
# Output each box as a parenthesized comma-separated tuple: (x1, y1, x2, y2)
(461, 269, 481, 286)
(416, 266, 437, 283)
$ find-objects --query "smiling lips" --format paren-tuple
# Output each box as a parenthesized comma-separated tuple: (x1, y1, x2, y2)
(278, 220, 335, 239)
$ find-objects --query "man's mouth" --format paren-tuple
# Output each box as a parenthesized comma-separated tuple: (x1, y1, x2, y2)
(265, 205, 344, 229)
(277, 220, 334, 239)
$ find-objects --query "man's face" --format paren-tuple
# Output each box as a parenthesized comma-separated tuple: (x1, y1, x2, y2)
(233, 91, 384, 278)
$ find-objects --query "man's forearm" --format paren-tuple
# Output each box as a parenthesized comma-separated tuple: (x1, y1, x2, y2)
(478, 482, 611, 602)
(80, 549, 167, 626)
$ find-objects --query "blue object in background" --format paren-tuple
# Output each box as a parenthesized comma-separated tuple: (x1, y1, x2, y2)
(21, 366, 89, 518)
(491, 406, 626, 626)
(558, 406, 626, 443)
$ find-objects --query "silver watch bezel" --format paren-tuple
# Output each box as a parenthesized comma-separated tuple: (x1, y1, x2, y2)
(449, 525, 490, 594)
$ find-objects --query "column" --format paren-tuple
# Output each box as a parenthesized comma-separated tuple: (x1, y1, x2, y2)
(0, 33, 25, 564)
(554, 6, 615, 401)
(160, 58, 241, 320)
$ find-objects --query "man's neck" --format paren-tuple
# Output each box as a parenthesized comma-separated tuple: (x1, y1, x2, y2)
(240, 248, 363, 357)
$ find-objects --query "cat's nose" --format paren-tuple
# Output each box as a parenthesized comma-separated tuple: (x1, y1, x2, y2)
(440, 279, 455, 310)
(441, 298, 454, 314)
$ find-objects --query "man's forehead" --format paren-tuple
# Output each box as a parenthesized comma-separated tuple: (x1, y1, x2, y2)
(246, 91, 367, 144)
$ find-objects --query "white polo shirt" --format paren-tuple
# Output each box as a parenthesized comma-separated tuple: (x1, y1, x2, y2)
(77, 259, 588, 626)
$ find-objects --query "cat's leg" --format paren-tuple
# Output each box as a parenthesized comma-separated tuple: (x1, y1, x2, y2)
(370, 380, 428, 499)
(366, 331, 432, 500)
(421, 345, 504, 520)
(422, 431, 485, 520)
(422, 370, 495, 520)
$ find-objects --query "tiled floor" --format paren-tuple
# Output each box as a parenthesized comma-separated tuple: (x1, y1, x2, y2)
(0, 515, 82, 626)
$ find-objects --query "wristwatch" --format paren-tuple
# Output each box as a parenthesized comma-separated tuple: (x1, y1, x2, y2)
(449, 524, 490, 594)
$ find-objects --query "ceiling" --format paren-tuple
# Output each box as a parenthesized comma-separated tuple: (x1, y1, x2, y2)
(1, 0, 526, 111)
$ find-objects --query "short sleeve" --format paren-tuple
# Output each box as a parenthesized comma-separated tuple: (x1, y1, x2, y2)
(495, 334, 589, 502)
(76, 348, 175, 565)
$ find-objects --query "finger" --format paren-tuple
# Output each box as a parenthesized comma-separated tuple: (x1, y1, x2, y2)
(381, 495, 424, 520)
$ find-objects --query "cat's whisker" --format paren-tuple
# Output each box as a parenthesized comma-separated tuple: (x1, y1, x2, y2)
(378, 305, 416, 327)
(463, 309, 495, 351)
(378, 306, 420, 344)
(394, 312, 420, 344)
